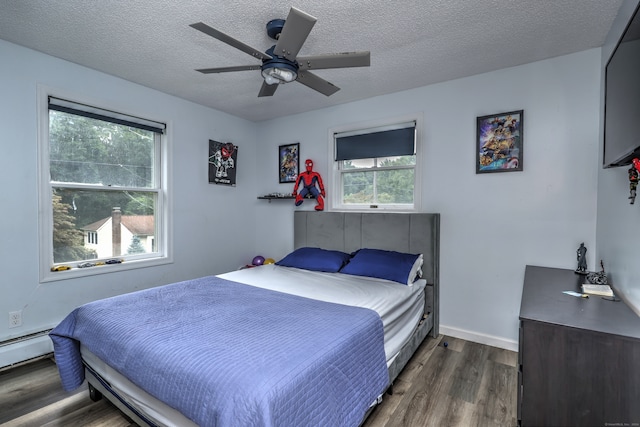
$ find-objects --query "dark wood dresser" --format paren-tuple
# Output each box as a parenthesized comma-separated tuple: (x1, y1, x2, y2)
(518, 265, 640, 427)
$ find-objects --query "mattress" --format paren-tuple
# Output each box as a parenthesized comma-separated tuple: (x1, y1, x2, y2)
(219, 265, 427, 363)
(83, 346, 198, 427)
(77, 266, 425, 426)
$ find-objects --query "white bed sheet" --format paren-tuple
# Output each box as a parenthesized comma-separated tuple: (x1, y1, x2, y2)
(218, 264, 426, 363)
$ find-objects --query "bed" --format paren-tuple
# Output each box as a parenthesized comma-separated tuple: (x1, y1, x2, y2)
(50, 211, 440, 426)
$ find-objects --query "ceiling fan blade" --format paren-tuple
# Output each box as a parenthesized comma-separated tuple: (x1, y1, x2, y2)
(296, 70, 340, 96)
(297, 51, 370, 71)
(196, 65, 261, 74)
(190, 22, 271, 61)
(273, 7, 317, 61)
(258, 82, 279, 97)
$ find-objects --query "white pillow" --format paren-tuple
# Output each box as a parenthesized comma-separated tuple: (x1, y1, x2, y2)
(408, 254, 424, 286)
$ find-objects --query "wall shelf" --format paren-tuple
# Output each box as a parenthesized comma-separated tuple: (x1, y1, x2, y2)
(257, 195, 313, 203)
(257, 196, 295, 200)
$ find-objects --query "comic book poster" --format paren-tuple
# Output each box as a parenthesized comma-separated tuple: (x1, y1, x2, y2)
(279, 143, 299, 183)
(208, 140, 238, 186)
(476, 110, 523, 173)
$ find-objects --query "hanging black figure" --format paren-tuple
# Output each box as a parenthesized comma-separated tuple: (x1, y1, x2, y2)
(575, 243, 587, 275)
(629, 164, 638, 204)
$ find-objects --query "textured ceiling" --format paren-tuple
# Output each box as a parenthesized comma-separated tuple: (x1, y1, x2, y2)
(0, 0, 624, 122)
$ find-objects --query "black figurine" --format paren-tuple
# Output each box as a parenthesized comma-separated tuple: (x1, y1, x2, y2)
(629, 165, 638, 204)
(575, 243, 587, 274)
(587, 260, 609, 285)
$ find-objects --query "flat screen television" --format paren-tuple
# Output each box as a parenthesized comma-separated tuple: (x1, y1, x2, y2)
(604, 3, 640, 168)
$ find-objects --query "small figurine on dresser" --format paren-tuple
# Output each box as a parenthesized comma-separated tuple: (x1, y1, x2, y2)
(586, 260, 609, 285)
(575, 243, 587, 275)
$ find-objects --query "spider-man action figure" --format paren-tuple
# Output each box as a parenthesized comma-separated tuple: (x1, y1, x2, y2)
(293, 159, 325, 211)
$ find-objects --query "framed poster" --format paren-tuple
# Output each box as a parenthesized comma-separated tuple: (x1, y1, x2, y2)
(279, 143, 299, 184)
(209, 140, 238, 186)
(476, 110, 523, 173)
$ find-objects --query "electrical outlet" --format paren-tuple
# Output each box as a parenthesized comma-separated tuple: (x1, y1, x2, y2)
(9, 311, 22, 328)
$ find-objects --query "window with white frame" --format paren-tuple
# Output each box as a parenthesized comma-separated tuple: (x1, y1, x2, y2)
(87, 231, 98, 245)
(331, 120, 419, 211)
(39, 94, 169, 278)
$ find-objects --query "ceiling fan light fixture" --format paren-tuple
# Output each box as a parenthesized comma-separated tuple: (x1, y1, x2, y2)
(191, 7, 370, 97)
(261, 64, 298, 85)
(263, 73, 280, 85)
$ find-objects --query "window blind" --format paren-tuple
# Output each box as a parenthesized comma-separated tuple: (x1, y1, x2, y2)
(335, 122, 415, 161)
(48, 96, 166, 134)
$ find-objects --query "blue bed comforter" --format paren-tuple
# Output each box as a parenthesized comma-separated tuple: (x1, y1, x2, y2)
(50, 276, 389, 426)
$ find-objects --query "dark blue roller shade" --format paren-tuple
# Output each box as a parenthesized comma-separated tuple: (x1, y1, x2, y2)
(335, 126, 415, 161)
(49, 96, 166, 134)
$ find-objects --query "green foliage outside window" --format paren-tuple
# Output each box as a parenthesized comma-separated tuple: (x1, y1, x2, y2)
(342, 156, 415, 205)
(52, 193, 97, 262)
(127, 235, 146, 254)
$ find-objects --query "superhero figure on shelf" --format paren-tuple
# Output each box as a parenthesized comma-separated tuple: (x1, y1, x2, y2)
(293, 159, 325, 211)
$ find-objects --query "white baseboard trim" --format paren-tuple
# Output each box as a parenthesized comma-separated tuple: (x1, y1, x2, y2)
(0, 325, 518, 369)
(439, 324, 519, 352)
(0, 332, 53, 370)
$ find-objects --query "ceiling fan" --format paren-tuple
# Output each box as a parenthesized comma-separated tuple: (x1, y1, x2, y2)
(190, 7, 370, 97)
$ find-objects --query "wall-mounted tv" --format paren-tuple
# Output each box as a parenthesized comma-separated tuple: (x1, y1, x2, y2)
(604, 3, 640, 168)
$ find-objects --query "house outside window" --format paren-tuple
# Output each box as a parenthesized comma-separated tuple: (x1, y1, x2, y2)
(329, 116, 422, 211)
(38, 89, 171, 280)
(82, 209, 154, 258)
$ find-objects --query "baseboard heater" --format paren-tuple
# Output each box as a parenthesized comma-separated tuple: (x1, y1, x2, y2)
(0, 329, 53, 371)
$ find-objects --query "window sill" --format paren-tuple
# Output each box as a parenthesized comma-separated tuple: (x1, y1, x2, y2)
(40, 255, 173, 283)
(331, 205, 417, 212)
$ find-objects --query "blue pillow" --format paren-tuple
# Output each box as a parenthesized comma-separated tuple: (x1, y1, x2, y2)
(276, 247, 351, 273)
(339, 248, 423, 285)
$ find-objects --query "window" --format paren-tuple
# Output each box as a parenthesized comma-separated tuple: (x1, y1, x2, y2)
(87, 231, 98, 245)
(38, 91, 170, 280)
(330, 118, 421, 211)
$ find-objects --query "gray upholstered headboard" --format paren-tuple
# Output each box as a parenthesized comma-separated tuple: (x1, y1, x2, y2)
(293, 212, 440, 285)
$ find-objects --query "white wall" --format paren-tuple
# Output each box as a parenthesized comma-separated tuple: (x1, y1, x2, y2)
(0, 39, 259, 365)
(596, 0, 640, 315)
(255, 49, 601, 350)
(0, 38, 604, 364)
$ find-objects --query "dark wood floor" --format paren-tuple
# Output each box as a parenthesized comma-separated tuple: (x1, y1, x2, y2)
(364, 335, 517, 427)
(0, 335, 517, 427)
